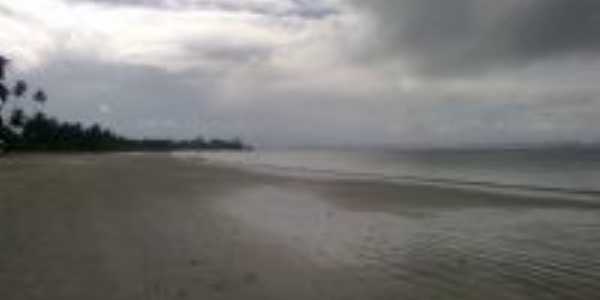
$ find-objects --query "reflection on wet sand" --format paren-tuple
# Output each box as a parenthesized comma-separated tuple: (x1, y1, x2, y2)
(220, 182, 600, 300)
(2, 154, 600, 299)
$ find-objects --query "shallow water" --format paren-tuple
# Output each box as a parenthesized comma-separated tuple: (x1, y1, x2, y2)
(196, 149, 600, 200)
(218, 183, 600, 300)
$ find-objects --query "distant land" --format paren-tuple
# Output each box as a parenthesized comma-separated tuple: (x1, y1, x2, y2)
(0, 55, 251, 153)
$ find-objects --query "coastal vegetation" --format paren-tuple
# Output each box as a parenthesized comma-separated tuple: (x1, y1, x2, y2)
(0, 56, 249, 152)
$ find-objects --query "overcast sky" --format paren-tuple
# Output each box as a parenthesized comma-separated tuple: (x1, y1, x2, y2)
(1, 0, 600, 147)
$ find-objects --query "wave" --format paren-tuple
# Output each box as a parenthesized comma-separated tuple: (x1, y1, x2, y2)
(173, 150, 600, 201)
(212, 159, 600, 201)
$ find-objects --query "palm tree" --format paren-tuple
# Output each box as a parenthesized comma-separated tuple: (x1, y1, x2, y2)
(10, 80, 28, 118)
(0, 55, 8, 80)
(33, 89, 47, 105)
(0, 56, 10, 112)
(0, 83, 8, 106)
(13, 80, 27, 98)
(9, 108, 25, 128)
(0, 56, 8, 117)
(0, 82, 8, 142)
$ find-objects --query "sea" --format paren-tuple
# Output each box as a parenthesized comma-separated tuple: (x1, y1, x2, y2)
(195, 148, 600, 201)
(174, 148, 600, 299)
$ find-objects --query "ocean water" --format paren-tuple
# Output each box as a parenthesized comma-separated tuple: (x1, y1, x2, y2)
(217, 185, 600, 300)
(196, 148, 600, 200)
(196, 149, 600, 299)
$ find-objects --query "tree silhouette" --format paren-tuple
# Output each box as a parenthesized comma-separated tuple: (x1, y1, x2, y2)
(0, 56, 8, 80)
(14, 80, 27, 98)
(0, 83, 8, 106)
(0, 55, 250, 153)
(0, 56, 8, 106)
(9, 109, 25, 128)
(0, 55, 9, 134)
(33, 89, 47, 105)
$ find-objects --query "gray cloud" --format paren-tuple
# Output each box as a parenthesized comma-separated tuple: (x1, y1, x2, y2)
(183, 39, 273, 66)
(68, 0, 338, 19)
(19, 56, 221, 139)
(352, 0, 600, 76)
(2, 0, 600, 147)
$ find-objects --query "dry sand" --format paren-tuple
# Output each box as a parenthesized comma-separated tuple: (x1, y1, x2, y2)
(2, 153, 600, 300)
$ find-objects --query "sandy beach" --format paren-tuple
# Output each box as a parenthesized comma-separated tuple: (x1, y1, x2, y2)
(2, 153, 600, 300)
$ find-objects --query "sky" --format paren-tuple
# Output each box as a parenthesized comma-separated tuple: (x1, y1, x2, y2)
(1, 0, 600, 148)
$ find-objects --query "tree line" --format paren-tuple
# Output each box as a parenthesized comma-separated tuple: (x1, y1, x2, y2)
(0, 56, 250, 152)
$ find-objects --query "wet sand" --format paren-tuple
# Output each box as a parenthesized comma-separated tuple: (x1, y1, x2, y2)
(2, 153, 600, 300)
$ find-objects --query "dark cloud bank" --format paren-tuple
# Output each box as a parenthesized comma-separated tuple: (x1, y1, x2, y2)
(353, 0, 600, 76)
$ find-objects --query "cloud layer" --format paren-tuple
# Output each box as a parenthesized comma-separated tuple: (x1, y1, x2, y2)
(1, 0, 599, 147)
(352, 0, 600, 76)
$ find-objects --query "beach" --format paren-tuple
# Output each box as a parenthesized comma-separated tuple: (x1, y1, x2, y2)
(2, 153, 600, 300)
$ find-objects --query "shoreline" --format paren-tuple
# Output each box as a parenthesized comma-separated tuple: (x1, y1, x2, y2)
(193, 155, 600, 210)
(2, 153, 600, 299)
